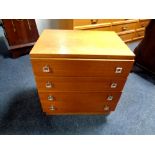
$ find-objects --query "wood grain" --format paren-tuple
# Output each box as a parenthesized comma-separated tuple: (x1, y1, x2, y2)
(30, 29, 135, 115)
(31, 58, 134, 77)
(30, 30, 134, 59)
(112, 22, 137, 33)
(35, 76, 127, 92)
(39, 92, 121, 114)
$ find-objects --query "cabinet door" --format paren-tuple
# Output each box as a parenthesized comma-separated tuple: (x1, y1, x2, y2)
(2, 19, 39, 46)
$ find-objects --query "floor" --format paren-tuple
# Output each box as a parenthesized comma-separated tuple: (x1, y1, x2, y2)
(0, 27, 155, 135)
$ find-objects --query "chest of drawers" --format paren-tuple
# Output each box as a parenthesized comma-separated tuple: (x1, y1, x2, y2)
(30, 29, 135, 115)
(63, 19, 150, 43)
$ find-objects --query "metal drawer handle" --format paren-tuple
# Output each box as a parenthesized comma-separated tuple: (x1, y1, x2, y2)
(104, 105, 110, 111)
(48, 95, 54, 101)
(111, 83, 117, 88)
(141, 24, 144, 27)
(107, 95, 113, 101)
(115, 67, 123, 73)
(49, 105, 55, 111)
(43, 65, 50, 73)
(91, 19, 98, 24)
(122, 26, 127, 31)
(46, 81, 53, 88)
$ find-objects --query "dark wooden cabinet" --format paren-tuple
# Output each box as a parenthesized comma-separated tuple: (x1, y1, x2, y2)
(2, 19, 39, 58)
(134, 20, 155, 73)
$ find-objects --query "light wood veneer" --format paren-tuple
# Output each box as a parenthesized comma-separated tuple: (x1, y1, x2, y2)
(30, 29, 135, 115)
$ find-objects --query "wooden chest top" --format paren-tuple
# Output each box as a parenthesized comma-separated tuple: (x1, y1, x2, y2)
(30, 29, 134, 59)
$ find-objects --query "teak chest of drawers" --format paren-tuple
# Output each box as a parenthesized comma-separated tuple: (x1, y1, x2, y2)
(57, 19, 150, 43)
(30, 29, 135, 115)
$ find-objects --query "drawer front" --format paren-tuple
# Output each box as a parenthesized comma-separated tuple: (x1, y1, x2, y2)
(112, 22, 137, 32)
(74, 19, 103, 26)
(35, 77, 126, 92)
(137, 20, 150, 28)
(43, 105, 113, 114)
(118, 31, 134, 42)
(134, 29, 145, 39)
(39, 92, 121, 114)
(31, 59, 134, 77)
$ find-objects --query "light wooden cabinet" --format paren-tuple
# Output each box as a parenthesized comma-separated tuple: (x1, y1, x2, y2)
(30, 29, 134, 115)
(60, 19, 150, 43)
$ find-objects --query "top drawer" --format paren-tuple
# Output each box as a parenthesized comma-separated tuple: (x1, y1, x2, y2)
(73, 19, 126, 27)
(31, 58, 134, 77)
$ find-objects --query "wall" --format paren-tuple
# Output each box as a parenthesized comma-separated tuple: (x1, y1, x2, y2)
(35, 19, 58, 35)
(35, 19, 73, 35)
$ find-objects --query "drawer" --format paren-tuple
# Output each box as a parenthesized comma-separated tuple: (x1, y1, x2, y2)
(133, 28, 145, 39)
(31, 58, 134, 77)
(73, 19, 103, 26)
(35, 77, 126, 92)
(118, 30, 135, 42)
(74, 23, 112, 31)
(112, 20, 137, 32)
(137, 20, 150, 28)
(39, 92, 121, 114)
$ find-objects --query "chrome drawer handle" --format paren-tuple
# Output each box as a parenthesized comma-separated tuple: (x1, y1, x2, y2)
(141, 24, 144, 27)
(46, 81, 53, 88)
(122, 26, 127, 31)
(107, 95, 113, 101)
(91, 19, 98, 24)
(43, 65, 50, 73)
(111, 83, 117, 88)
(104, 105, 110, 111)
(49, 105, 55, 111)
(115, 67, 123, 73)
(48, 95, 54, 101)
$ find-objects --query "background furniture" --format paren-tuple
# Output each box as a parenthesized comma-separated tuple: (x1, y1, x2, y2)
(134, 19, 155, 74)
(62, 19, 150, 43)
(2, 19, 39, 58)
(30, 30, 134, 115)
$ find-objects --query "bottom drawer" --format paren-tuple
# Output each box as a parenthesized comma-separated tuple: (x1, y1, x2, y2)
(39, 92, 121, 114)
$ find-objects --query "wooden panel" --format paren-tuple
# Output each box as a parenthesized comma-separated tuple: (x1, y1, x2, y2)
(2, 19, 39, 46)
(73, 19, 91, 26)
(35, 77, 127, 92)
(118, 30, 135, 42)
(112, 21, 137, 33)
(44, 109, 111, 115)
(137, 19, 150, 28)
(133, 28, 145, 40)
(88, 26, 112, 31)
(39, 92, 121, 114)
(80, 26, 112, 31)
(57, 19, 73, 30)
(73, 19, 126, 27)
(31, 58, 134, 77)
(30, 30, 135, 59)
